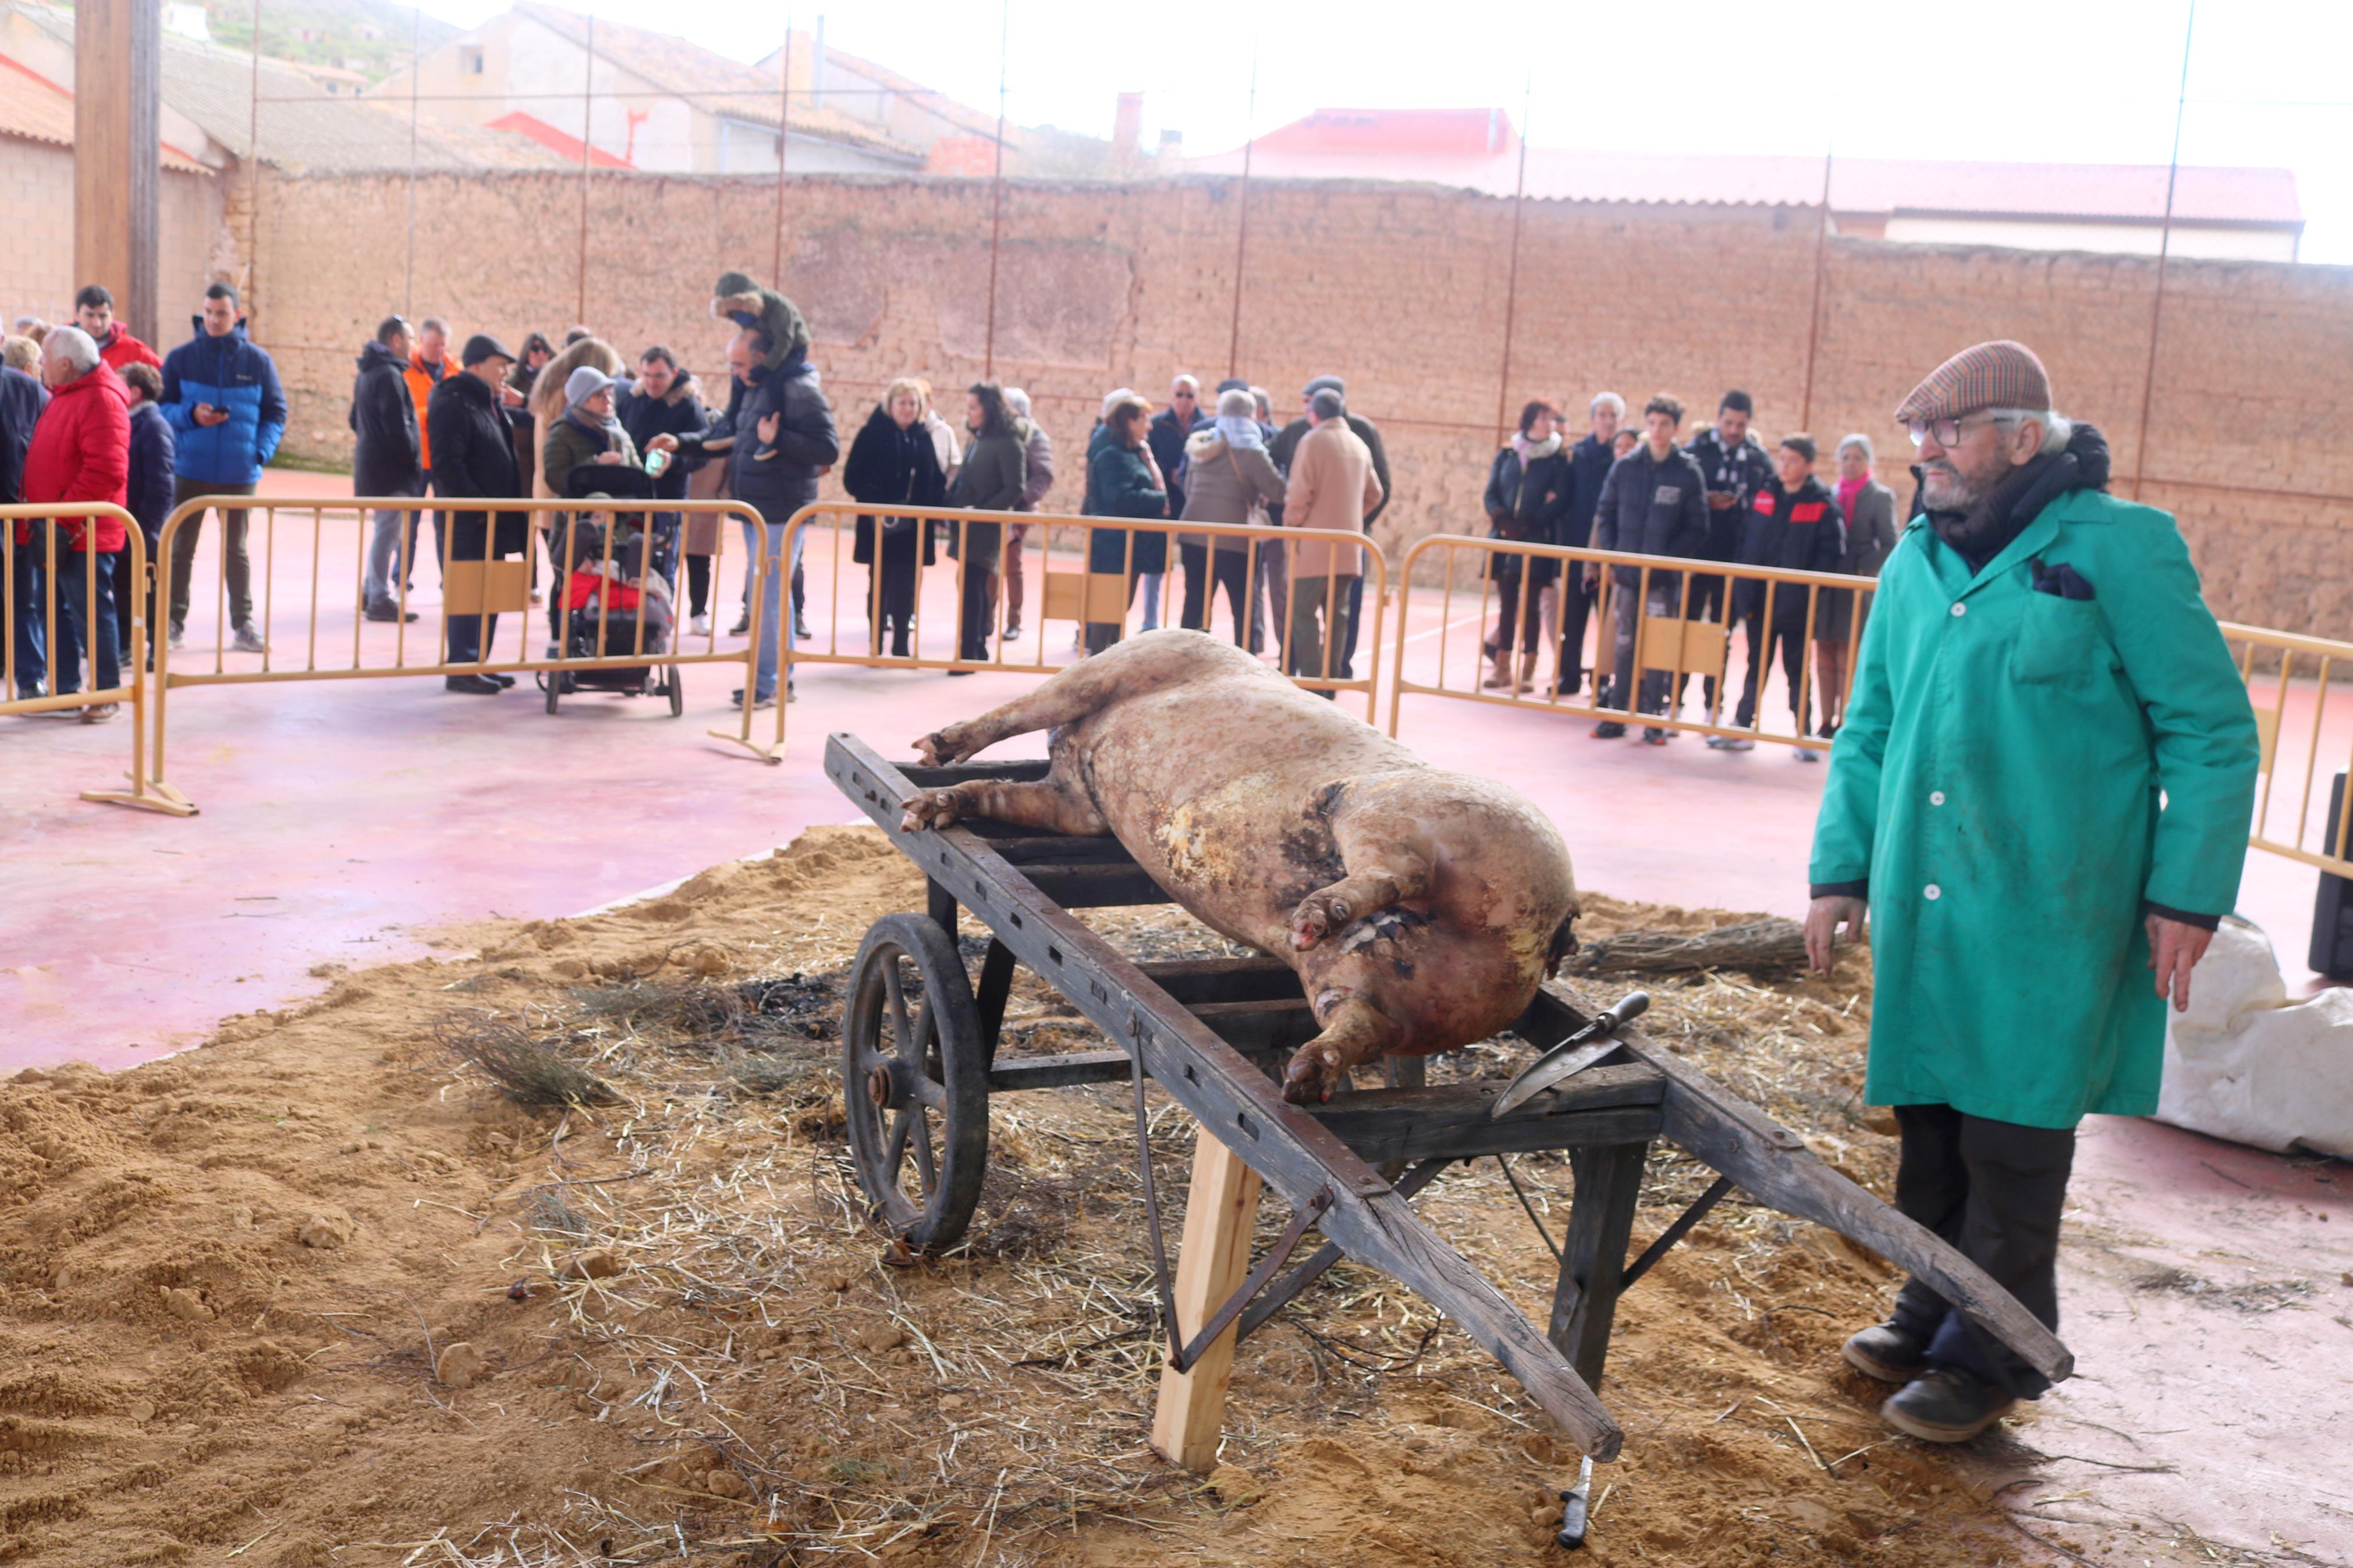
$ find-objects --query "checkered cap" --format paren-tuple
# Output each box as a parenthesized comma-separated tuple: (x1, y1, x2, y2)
(1893, 340, 2052, 424)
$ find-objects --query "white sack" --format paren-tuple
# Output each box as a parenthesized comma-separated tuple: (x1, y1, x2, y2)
(2155, 915, 2353, 1159)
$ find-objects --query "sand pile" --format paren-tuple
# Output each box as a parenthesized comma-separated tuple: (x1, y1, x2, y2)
(0, 828, 2093, 1566)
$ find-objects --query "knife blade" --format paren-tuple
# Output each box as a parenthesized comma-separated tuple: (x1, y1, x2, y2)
(1490, 991, 1650, 1119)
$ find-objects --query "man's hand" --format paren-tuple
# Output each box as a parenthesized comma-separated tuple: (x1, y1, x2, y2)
(1805, 895, 1867, 975)
(647, 433, 679, 454)
(757, 412, 781, 445)
(1582, 567, 1599, 592)
(193, 403, 229, 428)
(1706, 490, 1736, 511)
(501, 383, 525, 408)
(2148, 915, 2213, 1013)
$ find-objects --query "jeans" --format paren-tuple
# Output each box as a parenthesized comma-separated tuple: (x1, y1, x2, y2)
(167, 476, 258, 632)
(1489, 556, 1552, 656)
(1137, 570, 1164, 631)
(40, 546, 122, 696)
(743, 517, 795, 700)
(1286, 574, 1354, 689)
(364, 504, 419, 607)
(107, 539, 142, 663)
(1254, 539, 1288, 653)
(1889, 1104, 2076, 1399)
(1603, 575, 1678, 717)
(1178, 543, 1255, 649)
(8, 533, 48, 695)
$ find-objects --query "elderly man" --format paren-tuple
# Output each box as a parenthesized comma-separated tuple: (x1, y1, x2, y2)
(15, 326, 131, 719)
(1553, 391, 1623, 696)
(429, 335, 526, 693)
(1281, 387, 1383, 688)
(1807, 340, 2259, 1443)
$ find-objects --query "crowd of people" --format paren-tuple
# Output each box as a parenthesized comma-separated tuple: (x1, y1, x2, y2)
(1479, 387, 1901, 760)
(8, 268, 1894, 731)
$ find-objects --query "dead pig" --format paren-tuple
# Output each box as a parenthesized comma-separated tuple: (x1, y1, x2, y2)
(902, 629, 1580, 1103)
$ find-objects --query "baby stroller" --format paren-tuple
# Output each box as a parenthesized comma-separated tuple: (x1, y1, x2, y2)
(541, 463, 683, 717)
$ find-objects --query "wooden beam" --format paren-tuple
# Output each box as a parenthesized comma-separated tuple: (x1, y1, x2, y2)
(74, 0, 162, 342)
(1150, 1125, 1264, 1472)
(1549, 1140, 1651, 1392)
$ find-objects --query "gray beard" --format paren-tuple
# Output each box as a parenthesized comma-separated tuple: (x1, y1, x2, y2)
(1920, 461, 1986, 513)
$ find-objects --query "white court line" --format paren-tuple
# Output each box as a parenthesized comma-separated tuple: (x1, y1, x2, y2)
(1403, 610, 1491, 645)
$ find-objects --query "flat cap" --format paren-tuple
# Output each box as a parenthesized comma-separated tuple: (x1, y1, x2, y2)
(460, 332, 515, 367)
(1303, 374, 1346, 399)
(1894, 340, 2050, 424)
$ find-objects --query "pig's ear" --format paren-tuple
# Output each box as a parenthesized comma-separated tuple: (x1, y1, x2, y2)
(1543, 915, 1581, 977)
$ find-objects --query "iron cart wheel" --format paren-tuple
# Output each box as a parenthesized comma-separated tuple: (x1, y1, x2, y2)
(544, 673, 560, 714)
(666, 666, 684, 717)
(842, 913, 991, 1251)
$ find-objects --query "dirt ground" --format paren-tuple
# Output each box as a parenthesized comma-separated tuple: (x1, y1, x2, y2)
(1, 826, 2127, 1566)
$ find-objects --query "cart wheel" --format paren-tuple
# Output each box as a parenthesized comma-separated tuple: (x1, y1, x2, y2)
(666, 666, 684, 718)
(842, 913, 989, 1252)
(545, 674, 560, 714)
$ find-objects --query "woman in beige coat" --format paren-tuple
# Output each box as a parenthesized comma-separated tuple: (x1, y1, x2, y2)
(1176, 387, 1286, 650)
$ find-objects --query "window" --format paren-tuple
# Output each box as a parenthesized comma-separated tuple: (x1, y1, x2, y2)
(459, 45, 485, 77)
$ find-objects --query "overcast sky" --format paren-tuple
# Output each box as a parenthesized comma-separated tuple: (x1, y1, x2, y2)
(408, 0, 2353, 264)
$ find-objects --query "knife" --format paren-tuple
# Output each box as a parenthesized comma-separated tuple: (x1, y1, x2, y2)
(1490, 992, 1650, 1119)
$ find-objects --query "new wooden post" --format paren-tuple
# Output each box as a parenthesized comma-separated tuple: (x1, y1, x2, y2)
(73, 0, 163, 343)
(1149, 1125, 1263, 1472)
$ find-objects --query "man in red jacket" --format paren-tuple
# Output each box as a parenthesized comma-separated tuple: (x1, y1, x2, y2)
(74, 285, 162, 375)
(18, 325, 131, 718)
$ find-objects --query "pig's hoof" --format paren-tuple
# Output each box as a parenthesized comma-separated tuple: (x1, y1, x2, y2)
(1289, 894, 1350, 950)
(899, 790, 964, 832)
(1281, 1046, 1346, 1105)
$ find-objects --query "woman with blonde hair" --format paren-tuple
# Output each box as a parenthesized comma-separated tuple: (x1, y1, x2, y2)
(843, 374, 947, 657)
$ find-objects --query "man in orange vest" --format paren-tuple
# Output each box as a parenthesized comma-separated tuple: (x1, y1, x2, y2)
(403, 317, 456, 584)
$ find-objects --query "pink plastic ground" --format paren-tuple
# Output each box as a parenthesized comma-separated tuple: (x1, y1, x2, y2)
(3, 470, 2347, 1559)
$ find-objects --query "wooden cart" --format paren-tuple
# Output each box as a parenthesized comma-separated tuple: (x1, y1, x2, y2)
(825, 733, 2070, 1470)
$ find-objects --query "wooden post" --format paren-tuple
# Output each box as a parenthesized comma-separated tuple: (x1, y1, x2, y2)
(1149, 1125, 1263, 1472)
(1548, 1140, 1649, 1392)
(74, 0, 162, 343)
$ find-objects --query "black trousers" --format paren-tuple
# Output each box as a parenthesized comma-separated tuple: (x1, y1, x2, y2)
(1178, 543, 1255, 649)
(1339, 572, 1366, 676)
(1733, 611, 1810, 731)
(957, 563, 995, 661)
(868, 554, 918, 656)
(1889, 1104, 2076, 1399)
(1490, 556, 1554, 656)
(1678, 570, 1727, 712)
(685, 554, 711, 618)
(1555, 574, 1594, 695)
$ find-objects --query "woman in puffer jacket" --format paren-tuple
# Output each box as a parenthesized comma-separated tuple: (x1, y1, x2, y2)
(1480, 399, 1573, 694)
(1174, 387, 1284, 650)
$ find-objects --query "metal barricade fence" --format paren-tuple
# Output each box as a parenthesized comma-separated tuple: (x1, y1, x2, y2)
(2221, 621, 2353, 880)
(768, 502, 1389, 752)
(1, 502, 185, 814)
(148, 495, 784, 810)
(1386, 534, 1876, 752)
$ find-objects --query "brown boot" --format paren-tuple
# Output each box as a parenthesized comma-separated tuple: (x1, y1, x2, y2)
(1514, 649, 1537, 695)
(1481, 650, 1514, 689)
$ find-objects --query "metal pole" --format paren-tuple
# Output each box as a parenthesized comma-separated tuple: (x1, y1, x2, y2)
(1798, 147, 1833, 429)
(1224, 45, 1258, 379)
(772, 20, 794, 281)
(576, 14, 594, 326)
(1490, 72, 1532, 449)
(248, 0, 263, 318)
(2131, 0, 2196, 501)
(982, 0, 1009, 378)
(402, 6, 421, 317)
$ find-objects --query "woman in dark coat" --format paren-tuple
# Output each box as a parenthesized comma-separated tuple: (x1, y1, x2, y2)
(946, 381, 1028, 667)
(1083, 394, 1167, 655)
(843, 376, 946, 658)
(1481, 400, 1573, 694)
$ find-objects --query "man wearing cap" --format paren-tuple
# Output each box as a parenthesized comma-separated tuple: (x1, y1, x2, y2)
(427, 334, 526, 692)
(1805, 340, 2258, 1442)
(1270, 375, 1390, 674)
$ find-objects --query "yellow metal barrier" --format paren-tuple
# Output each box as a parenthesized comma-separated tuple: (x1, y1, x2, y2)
(148, 495, 784, 810)
(769, 502, 1389, 752)
(1386, 534, 1875, 751)
(2222, 620, 2353, 879)
(1, 502, 186, 814)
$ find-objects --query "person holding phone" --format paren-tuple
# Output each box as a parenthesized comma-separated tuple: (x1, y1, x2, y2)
(159, 282, 285, 653)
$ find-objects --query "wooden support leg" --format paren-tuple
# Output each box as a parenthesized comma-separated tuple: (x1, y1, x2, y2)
(1150, 1125, 1264, 1473)
(1548, 1140, 1650, 1393)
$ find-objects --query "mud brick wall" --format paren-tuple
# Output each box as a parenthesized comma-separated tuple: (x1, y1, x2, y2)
(246, 168, 2353, 635)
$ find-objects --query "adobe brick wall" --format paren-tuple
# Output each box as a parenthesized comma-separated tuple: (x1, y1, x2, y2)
(247, 168, 2353, 636)
(0, 141, 223, 342)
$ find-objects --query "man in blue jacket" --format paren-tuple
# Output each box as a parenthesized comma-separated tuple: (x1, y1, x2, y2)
(161, 283, 286, 652)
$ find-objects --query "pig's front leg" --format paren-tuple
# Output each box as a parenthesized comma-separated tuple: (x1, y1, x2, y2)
(900, 777, 1109, 836)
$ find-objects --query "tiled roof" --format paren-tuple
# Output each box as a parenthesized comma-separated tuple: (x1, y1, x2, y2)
(0, 49, 210, 172)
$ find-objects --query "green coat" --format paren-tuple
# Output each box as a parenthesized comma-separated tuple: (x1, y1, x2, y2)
(1809, 487, 2258, 1129)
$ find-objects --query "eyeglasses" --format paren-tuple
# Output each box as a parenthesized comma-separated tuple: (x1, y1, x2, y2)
(1906, 413, 2004, 449)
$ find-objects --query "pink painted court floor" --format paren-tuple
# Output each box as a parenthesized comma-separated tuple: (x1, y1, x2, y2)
(3, 470, 2348, 1559)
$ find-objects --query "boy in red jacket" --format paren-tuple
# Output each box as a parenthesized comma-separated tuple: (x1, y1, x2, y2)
(75, 285, 162, 375)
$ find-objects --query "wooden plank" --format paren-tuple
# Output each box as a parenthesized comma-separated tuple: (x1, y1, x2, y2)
(901, 759, 1053, 787)
(1307, 1076, 1665, 1165)
(1523, 983, 2074, 1384)
(991, 835, 1138, 866)
(1135, 955, 1303, 1005)
(1023, 865, 1172, 908)
(1549, 1140, 1651, 1392)
(1190, 998, 1321, 1052)
(1149, 1127, 1265, 1472)
(827, 734, 1627, 1460)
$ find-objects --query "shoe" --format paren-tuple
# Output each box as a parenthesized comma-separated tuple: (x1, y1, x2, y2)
(1841, 1322, 1929, 1384)
(1794, 747, 1822, 763)
(230, 625, 267, 654)
(1481, 653, 1514, 691)
(363, 602, 418, 624)
(1641, 727, 1669, 745)
(443, 674, 502, 694)
(168, 626, 184, 650)
(1706, 735, 1757, 752)
(946, 667, 975, 678)
(793, 615, 812, 640)
(1880, 1367, 2017, 1443)
(690, 613, 712, 637)
(77, 702, 119, 724)
(528, 589, 545, 606)
(729, 616, 750, 636)
(730, 688, 777, 711)
(489, 673, 516, 689)
(1003, 620, 1022, 640)
(1590, 721, 1627, 739)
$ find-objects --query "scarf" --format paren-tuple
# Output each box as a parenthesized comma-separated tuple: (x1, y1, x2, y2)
(1836, 474, 1866, 524)
(1925, 422, 2111, 571)
(563, 404, 622, 445)
(1215, 414, 1264, 450)
(1511, 430, 1563, 468)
